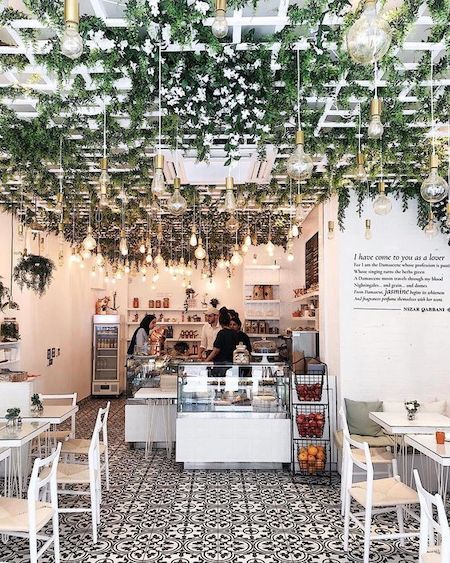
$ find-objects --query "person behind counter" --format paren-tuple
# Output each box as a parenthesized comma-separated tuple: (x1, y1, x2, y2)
(198, 306, 220, 359)
(206, 308, 239, 363)
(229, 316, 252, 354)
(127, 314, 156, 355)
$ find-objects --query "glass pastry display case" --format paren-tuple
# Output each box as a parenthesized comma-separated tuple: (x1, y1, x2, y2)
(176, 362, 291, 468)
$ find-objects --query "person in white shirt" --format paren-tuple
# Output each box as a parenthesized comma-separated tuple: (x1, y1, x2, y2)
(198, 307, 220, 359)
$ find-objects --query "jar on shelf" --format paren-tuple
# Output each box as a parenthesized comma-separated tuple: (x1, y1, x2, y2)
(163, 297, 170, 308)
(233, 342, 250, 364)
(132, 298, 139, 308)
(1, 318, 20, 342)
(155, 300, 161, 308)
(148, 299, 154, 308)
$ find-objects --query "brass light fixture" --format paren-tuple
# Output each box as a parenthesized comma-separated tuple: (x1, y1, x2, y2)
(368, 97, 384, 139)
(61, 0, 83, 60)
(212, 0, 228, 39)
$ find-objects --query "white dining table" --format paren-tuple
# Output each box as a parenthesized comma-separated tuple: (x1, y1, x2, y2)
(405, 434, 450, 501)
(369, 411, 450, 489)
(0, 422, 50, 496)
(0, 404, 79, 425)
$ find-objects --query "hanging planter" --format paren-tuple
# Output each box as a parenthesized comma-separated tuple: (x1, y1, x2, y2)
(13, 253, 55, 296)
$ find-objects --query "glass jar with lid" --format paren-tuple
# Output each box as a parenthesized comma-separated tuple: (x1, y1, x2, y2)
(233, 342, 250, 364)
(0, 317, 20, 342)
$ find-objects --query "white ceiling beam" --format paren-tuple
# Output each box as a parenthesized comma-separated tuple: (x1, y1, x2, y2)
(232, 9, 243, 44)
(89, 0, 108, 20)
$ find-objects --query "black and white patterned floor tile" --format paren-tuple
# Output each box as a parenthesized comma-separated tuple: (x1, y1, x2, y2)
(0, 398, 423, 562)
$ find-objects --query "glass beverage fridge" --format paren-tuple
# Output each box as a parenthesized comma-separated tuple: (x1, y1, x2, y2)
(92, 314, 120, 396)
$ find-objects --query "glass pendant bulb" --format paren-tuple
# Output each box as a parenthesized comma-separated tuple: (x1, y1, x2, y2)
(420, 154, 449, 203)
(70, 246, 78, 263)
(139, 241, 146, 254)
(124, 261, 130, 274)
(145, 252, 153, 264)
(353, 152, 368, 182)
(194, 238, 206, 260)
(189, 225, 198, 247)
(225, 214, 240, 234)
(81, 248, 91, 260)
(218, 255, 226, 269)
(241, 242, 249, 255)
(266, 238, 275, 257)
(327, 220, 335, 240)
(82, 225, 96, 251)
(368, 98, 384, 139)
(223, 176, 236, 212)
(95, 245, 104, 267)
(424, 211, 438, 238)
(154, 251, 164, 265)
(61, 0, 83, 60)
(291, 223, 300, 238)
(364, 219, 372, 240)
(286, 239, 294, 262)
(346, 0, 392, 65)
(119, 230, 128, 256)
(373, 181, 392, 215)
(151, 154, 166, 196)
(286, 130, 314, 181)
(244, 233, 252, 247)
(140, 264, 147, 275)
(211, 0, 228, 39)
(186, 261, 193, 276)
(445, 203, 450, 229)
(166, 177, 187, 216)
(230, 244, 243, 266)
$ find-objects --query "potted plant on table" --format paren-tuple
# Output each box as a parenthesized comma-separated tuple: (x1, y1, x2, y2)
(30, 393, 44, 413)
(5, 407, 21, 427)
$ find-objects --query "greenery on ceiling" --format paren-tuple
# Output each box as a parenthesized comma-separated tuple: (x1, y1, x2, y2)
(0, 0, 449, 262)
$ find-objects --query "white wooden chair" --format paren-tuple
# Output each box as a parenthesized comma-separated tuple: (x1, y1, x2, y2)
(339, 406, 398, 514)
(0, 443, 61, 563)
(61, 401, 111, 491)
(414, 469, 450, 563)
(49, 412, 102, 543)
(40, 393, 78, 442)
(342, 432, 419, 563)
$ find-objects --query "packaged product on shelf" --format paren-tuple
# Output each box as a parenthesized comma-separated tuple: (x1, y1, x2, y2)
(133, 298, 139, 308)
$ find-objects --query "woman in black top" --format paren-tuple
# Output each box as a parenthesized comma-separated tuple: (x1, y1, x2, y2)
(229, 316, 252, 354)
(206, 309, 238, 363)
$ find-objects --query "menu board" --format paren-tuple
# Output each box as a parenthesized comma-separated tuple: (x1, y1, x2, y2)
(305, 232, 319, 290)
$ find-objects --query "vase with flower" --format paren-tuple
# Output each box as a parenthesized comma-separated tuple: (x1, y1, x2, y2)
(404, 400, 420, 421)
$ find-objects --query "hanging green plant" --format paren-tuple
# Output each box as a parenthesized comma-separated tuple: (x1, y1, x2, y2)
(13, 253, 55, 296)
(0, 277, 19, 313)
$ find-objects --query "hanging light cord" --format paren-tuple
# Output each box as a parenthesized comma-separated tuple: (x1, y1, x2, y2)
(59, 136, 64, 195)
(380, 142, 384, 184)
(289, 177, 293, 229)
(430, 52, 435, 156)
(358, 103, 362, 153)
(374, 62, 378, 99)
(296, 48, 301, 130)
(158, 43, 162, 154)
(103, 103, 107, 159)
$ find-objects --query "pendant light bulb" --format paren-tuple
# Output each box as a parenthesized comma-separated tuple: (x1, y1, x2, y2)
(218, 255, 226, 269)
(286, 130, 314, 181)
(145, 252, 153, 264)
(124, 262, 130, 274)
(166, 177, 187, 216)
(244, 233, 252, 247)
(230, 244, 243, 266)
(353, 152, 368, 182)
(373, 181, 392, 215)
(194, 238, 206, 260)
(140, 265, 147, 275)
(368, 98, 384, 139)
(212, 0, 228, 39)
(151, 154, 166, 196)
(224, 176, 236, 212)
(266, 238, 275, 257)
(420, 155, 449, 203)
(95, 246, 104, 267)
(241, 243, 249, 255)
(364, 219, 372, 240)
(154, 251, 164, 266)
(327, 220, 335, 240)
(139, 242, 146, 254)
(424, 211, 438, 238)
(61, 0, 83, 60)
(189, 225, 198, 247)
(346, 0, 392, 65)
(291, 223, 300, 238)
(81, 248, 91, 260)
(82, 225, 96, 251)
(119, 230, 128, 256)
